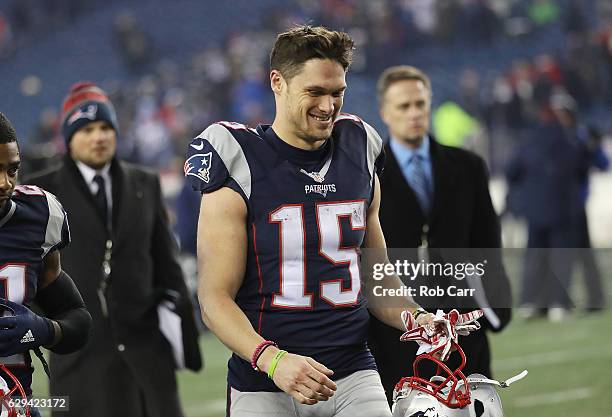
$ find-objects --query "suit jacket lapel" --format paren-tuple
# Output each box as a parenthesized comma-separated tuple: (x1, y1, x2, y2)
(429, 137, 457, 222)
(111, 159, 136, 249)
(110, 158, 124, 232)
(64, 155, 96, 206)
(111, 161, 148, 251)
(61, 156, 109, 239)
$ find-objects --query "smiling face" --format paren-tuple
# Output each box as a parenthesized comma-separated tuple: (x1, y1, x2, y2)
(380, 79, 431, 149)
(0, 142, 20, 211)
(271, 58, 347, 150)
(69, 120, 116, 169)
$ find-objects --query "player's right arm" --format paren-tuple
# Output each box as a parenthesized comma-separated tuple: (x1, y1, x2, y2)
(197, 186, 337, 404)
(363, 175, 435, 331)
(36, 250, 92, 353)
(0, 188, 91, 356)
(0, 250, 92, 357)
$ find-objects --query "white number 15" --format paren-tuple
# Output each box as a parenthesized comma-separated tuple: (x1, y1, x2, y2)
(269, 201, 366, 309)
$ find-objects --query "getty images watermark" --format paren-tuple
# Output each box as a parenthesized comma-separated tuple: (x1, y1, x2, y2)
(370, 259, 487, 298)
(363, 247, 611, 310)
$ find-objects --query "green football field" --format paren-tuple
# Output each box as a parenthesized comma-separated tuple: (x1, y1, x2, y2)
(177, 309, 612, 417)
(31, 308, 612, 417)
(31, 249, 612, 416)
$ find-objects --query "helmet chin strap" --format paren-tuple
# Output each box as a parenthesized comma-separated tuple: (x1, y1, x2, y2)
(415, 370, 529, 396)
(466, 370, 529, 389)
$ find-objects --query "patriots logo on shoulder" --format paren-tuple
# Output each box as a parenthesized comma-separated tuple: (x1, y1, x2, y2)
(67, 104, 98, 125)
(184, 152, 213, 183)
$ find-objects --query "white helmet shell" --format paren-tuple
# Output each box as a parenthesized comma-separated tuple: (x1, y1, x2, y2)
(393, 387, 476, 417)
(393, 388, 441, 417)
(0, 374, 10, 417)
(393, 371, 526, 417)
(467, 374, 505, 417)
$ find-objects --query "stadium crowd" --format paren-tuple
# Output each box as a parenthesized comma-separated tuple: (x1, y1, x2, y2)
(0, 2, 610, 414)
(7, 0, 609, 177)
(2, 0, 611, 269)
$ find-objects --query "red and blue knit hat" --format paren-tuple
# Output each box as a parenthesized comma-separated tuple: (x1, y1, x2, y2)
(60, 82, 118, 145)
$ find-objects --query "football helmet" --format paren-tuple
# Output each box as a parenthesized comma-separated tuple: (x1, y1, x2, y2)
(393, 370, 528, 417)
(394, 341, 471, 409)
(0, 364, 29, 417)
(393, 310, 527, 417)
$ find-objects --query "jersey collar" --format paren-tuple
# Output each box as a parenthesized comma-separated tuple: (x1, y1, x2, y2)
(258, 124, 332, 166)
(0, 200, 16, 228)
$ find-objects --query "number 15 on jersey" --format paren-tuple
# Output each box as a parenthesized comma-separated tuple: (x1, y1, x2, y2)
(269, 200, 366, 309)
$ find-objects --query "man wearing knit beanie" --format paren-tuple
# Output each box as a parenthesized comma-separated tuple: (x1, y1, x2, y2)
(60, 82, 119, 168)
(26, 82, 202, 417)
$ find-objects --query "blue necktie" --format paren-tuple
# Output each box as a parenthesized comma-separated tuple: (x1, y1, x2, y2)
(407, 154, 431, 214)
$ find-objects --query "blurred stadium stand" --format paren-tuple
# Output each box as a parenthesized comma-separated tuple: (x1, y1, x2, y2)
(1, 0, 611, 246)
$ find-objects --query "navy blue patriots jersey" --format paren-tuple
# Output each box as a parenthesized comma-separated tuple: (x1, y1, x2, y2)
(186, 115, 385, 392)
(0, 185, 70, 394)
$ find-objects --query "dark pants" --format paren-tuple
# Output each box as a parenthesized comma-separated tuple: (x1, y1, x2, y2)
(575, 207, 605, 308)
(50, 342, 183, 417)
(521, 222, 576, 308)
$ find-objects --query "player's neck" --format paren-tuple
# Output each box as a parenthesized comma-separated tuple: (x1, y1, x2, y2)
(271, 121, 326, 151)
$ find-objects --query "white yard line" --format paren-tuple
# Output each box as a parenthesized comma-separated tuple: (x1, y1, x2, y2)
(514, 387, 594, 408)
(495, 343, 612, 372)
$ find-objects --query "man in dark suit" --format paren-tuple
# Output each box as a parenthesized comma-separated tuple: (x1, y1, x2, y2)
(368, 66, 512, 403)
(26, 82, 202, 417)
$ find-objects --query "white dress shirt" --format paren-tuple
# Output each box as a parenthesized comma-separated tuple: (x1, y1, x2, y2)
(75, 161, 113, 215)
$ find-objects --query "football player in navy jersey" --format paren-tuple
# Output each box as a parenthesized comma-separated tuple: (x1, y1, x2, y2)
(0, 113, 92, 416)
(186, 26, 435, 416)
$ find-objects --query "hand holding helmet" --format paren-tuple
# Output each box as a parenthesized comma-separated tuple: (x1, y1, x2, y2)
(400, 309, 484, 361)
(393, 308, 527, 417)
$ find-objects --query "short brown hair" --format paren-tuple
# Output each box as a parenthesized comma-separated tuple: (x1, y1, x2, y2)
(377, 65, 431, 104)
(270, 25, 354, 81)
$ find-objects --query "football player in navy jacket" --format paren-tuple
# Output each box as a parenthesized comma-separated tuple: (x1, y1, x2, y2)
(186, 26, 435, 416)
(0, 113, 92, 416)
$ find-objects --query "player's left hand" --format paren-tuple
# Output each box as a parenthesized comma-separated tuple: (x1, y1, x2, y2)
(400, 309, 484, 361)
(415, 311, 436, 329)
(400, 309, 436, 334)
(266, 351, 337, 405)
(0, 299, 54, 356)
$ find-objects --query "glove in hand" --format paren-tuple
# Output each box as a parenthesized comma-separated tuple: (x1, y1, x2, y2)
(0, 299, 53, 357)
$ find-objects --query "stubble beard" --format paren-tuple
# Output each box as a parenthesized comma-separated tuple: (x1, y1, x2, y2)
(401, 134, 424, 149)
